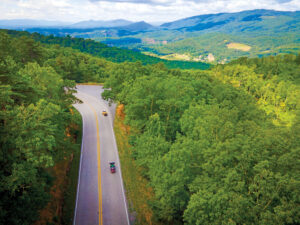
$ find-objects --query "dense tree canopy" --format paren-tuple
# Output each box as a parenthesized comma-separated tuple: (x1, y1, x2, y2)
(103, 53, 300, 224)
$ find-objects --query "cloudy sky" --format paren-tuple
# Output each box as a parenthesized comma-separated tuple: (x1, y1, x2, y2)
(1, 0, 300, 23)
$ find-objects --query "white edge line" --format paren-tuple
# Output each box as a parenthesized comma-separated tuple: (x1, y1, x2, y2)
(108, 110, 131, 225)
(73, 104, 85, 225)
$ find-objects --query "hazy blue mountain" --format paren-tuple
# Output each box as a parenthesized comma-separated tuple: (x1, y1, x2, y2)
(117, 21, 154, 32)
(69, 19, 133, 28)
(41, 21, 155, 39)
(0, 19, 71, 28)
(160, 9, 300, 34)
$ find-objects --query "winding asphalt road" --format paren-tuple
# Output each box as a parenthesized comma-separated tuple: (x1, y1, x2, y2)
(73, 85, 129, 225)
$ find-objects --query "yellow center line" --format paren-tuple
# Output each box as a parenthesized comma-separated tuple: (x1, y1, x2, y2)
(87, 103, 103, 225)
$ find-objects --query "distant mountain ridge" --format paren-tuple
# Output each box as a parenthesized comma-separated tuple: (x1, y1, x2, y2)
(160, 9, 300, 33)
(0, 19, 134, 29)
(1, 9, 300, 31)
(69, 19, 133, 28)
(0, 19, 71, 28)
(0, 19, 156, 30)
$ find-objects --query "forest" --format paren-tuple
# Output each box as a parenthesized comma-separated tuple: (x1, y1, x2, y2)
(102, 54, 300, 224)
(0, 29, 299, 225)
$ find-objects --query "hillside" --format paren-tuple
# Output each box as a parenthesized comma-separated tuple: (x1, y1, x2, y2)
(145, 9, 300, 62)
(3, 29, 210, 70)
(147, 32, 300, 63)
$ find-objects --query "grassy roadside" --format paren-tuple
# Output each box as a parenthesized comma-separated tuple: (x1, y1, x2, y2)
(114, 104, 161, 225)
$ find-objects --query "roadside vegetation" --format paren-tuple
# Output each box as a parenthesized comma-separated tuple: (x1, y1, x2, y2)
(61, 109, 82, 225)
(102, 54, 300, 224)
(0, 31, 77, 224)
(114, 104, 159, 225)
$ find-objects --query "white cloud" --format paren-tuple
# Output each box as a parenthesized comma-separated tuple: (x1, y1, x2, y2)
(0, 0, 299, 23)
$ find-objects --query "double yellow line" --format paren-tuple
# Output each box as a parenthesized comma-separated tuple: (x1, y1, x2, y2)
(87, 103, 103, 225)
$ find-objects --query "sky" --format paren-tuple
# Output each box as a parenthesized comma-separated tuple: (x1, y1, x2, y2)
(1, 0, 300, 23)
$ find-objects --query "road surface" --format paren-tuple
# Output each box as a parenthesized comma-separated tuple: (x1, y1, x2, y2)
(73, 85, 129, 225)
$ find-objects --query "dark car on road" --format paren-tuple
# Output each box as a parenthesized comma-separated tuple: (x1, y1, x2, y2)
(109, 162, 116, 173)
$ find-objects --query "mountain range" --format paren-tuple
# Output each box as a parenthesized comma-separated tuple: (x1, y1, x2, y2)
(0, 19, 71, 28)
(1, 9, 299, 63)
(160, 9, 300, 31)
(0, 19, 147, 29)
(69, 19, 132, 28)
